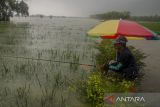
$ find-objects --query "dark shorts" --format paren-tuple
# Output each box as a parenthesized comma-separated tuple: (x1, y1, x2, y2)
(120, 67, 138, 79)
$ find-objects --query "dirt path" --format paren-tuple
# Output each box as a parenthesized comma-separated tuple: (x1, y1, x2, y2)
(129, 40, 160, 92)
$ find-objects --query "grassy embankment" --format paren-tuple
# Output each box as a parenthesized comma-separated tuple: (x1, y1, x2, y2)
(140, 22, 160, 34)
(79, 39, 146, 107)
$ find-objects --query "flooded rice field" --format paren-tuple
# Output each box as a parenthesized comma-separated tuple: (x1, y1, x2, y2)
(0, 17, 99, 107)
(1, 17, 159, 107)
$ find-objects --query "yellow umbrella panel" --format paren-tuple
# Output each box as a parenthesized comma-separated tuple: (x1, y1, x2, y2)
(87, 20, 119, 37)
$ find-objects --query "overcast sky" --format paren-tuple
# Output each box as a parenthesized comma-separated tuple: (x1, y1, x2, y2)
(26, 0, 160, 17)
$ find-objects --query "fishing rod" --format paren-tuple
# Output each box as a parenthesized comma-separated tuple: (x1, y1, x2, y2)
(1, 55, 96, 67)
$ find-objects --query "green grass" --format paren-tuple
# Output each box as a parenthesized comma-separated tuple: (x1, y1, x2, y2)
(139, 22, 160, 34)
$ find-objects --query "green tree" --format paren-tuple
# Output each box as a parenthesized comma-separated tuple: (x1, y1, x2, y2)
(18, 0, 29, 16)
(0, 0, 29, 21)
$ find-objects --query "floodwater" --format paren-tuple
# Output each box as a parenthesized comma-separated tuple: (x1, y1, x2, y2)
(129, 40, 160, 92)
(0, 17, 99, 107)
(0, 17, 159, 106)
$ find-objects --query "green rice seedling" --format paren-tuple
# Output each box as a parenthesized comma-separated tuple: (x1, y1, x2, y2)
(2, 63, 10, 77)
(45, 74, 49, 82)
(0, 87, 12, 106)
(15, 84, 31, 107)
(39, 82, 57, 107)
(4, 87, 8, 96)
(35, 73, 45, 97)
(1, 87, 11, 97)
(60, 94, 66, 107)
(54, 71, 63, 88)
(19, 64, 27, 73)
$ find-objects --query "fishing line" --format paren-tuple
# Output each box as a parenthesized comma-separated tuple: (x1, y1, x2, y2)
(1, 55, 96, 67)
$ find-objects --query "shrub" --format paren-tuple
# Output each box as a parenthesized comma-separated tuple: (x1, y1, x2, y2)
(83, 71, 135, 107)
(95, 39, 116, 65)
(85, 72, 105, 107)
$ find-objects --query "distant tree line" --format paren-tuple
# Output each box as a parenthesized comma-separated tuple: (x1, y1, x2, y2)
(0, 0, 29, 21)
(90, 11, 131, 20)
(90, 11, 160, 22)
(131, 15, 160, 22)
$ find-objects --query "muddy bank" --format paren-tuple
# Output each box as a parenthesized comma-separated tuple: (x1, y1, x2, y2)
(129, 40, 160, 92)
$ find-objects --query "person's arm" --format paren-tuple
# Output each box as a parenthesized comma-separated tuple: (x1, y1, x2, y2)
(109, 60, 116, 65)
(109, 62, 123, 71)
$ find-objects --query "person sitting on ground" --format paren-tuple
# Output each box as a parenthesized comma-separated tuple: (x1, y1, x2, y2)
(102, 36, 138, 79)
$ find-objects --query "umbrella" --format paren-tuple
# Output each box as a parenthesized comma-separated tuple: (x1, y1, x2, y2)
(87, 20, 158, 40)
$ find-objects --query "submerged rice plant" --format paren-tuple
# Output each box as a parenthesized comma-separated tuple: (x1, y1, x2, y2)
(0, 17, 98, 107)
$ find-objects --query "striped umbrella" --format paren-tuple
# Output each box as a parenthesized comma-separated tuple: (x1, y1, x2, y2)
(87, 20, 158, 40)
